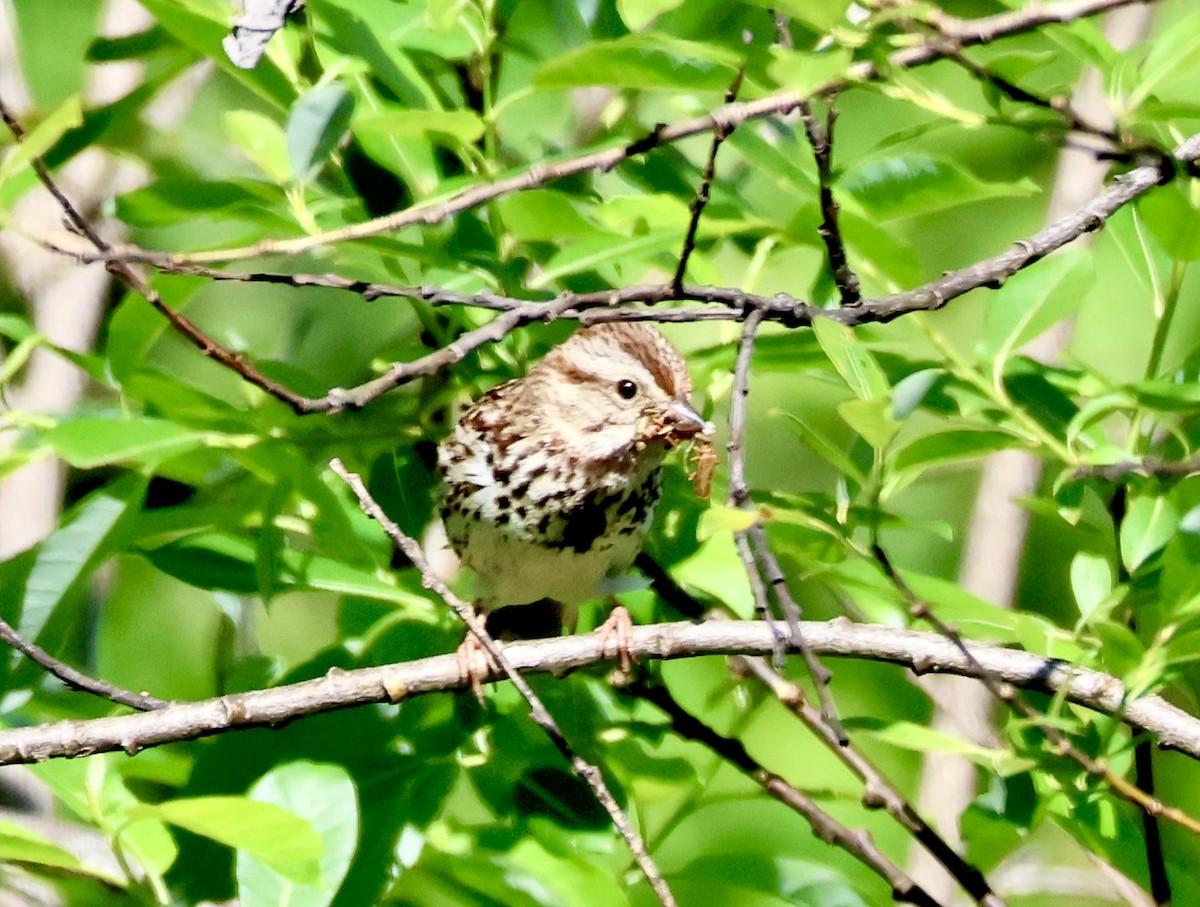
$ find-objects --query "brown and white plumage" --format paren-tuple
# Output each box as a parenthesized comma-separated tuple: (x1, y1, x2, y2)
(437, 323, 709, 617)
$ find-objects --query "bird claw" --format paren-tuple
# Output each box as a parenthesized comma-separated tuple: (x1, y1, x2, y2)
(597, 605, 636, 678)
(456, 634, 498, 702)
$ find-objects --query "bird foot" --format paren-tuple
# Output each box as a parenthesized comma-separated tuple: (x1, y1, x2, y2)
(456, 633, 498, 702)
(597, 605, 636, 678)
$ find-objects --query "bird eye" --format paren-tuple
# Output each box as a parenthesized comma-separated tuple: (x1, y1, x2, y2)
(616, 379, 639, 400)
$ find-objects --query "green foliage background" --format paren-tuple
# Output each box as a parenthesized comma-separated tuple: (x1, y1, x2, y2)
(3, 0, 1200, 904)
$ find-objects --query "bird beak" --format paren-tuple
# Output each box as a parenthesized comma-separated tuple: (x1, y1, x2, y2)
(667, 400, 713, 439)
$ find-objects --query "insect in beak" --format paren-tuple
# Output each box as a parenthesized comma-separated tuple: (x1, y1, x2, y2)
(666, 400, 713, 442)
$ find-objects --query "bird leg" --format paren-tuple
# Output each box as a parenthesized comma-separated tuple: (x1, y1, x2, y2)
(596, 604, 636, 677)
(456, 632, 498, 702)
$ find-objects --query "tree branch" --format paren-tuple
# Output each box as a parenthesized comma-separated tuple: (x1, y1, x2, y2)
(1, 621, 1198, 764)
(329, 459, 678, 907)
(620, 676, 943, 907)
(65, 0, 1158, 270)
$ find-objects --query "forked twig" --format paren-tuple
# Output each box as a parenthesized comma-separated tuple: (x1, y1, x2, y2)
(620, 676, 943, 907)
(673, 67, 744, 293)
(872, 541, 1200, 837)
(329, 459, 678, 907)
(0, 617, 166, 712)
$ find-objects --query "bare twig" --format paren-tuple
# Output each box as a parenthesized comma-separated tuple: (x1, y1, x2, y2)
(0, 98, 313, 414)
(945, 51, 1129, 154)
(724, 311, 845, 734)
(735, 656, 1006, 907)
(620, 676, 943, 907)
(65, 0, 1157, 270)
(872, 542, 1200, 837)
(1071, 454, 1200, 481)
(0, 617, 166, 712)
(21, 123, 1199, 418)
(673, 68, 744, 294)
(797, 99, 861, 306)
(329, 459, 678, 907)
(636, 559, 1006, 906)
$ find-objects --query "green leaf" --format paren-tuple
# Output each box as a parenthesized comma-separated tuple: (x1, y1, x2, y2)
(0, 819, 86, 874)
(891, 430, 1019, 475)
(18, 475, 144, 646)
(840, 153, 1038, 221)
(45, 417, 251, 469)
(288, 84, 355, 182)
(1136, 183, 1200, 261)
(144, 796, 323, 886)
(847, 719, 1034, 775)
(1128, 11, 1200, 109)
(534, 35, 740, 91)
(983, 250, 1094, 359)
(355, 108, 485, 146)
(226, 110, 292, 183)
(1070, 551, 1113, 622)
(774, 409, 867, 486)
(0, 95, 82, 184)
(1120, 495, 1177, 573)
(697, 505, 759, 541)
(237, 762, 359, 907)
(891, 369, 942, 420)
(838, 397, 899, 449)
(811, 317, 889, 400)
(616, 0, 685, 31)
(766, 47, 852, 97)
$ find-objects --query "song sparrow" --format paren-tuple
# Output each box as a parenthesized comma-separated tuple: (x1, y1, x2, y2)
(437, 322, 711, 659)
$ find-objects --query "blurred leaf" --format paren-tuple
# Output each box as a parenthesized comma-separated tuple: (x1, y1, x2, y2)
(0, 94, 81, 184)
(775, 409, 867, 486)
(766, 46, 852, 96)
(535, 35, 740, 91)
(616, 0, 684, 31)
(1121, 494, 1177, 573)
(226, 110, 292, 183)
(144, 796, 323, 885)
(841, 153, 1037, 220)
(838, 396, 899, 449)
(288, 84, 356, 183)
(697, 505, 758, 540)
(984, 250, 1094, 359)
(1071, 551, 1114, 622)
(17, 475, 144, 646)
(45, 417, 252, 469)
(891, 430, 1018, 476)
(355, 108, 484, 145)
(1136, 182, 1200, 261)
(811, 317, 889, 400)
(0, 819, 88, 874)
(237, 762, 358, 907)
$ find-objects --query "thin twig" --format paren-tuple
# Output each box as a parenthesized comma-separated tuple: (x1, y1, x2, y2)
(64, 0, 1157, 270)
(1107, 486, 1172, 904)
(724, 311, 846, 735)
(23, 124, 1200, 418)
(0, 98, 313, 415)
(0, 617, 166, 712)
(945, 50, 1128, 153)
(673, 68, 744, 294)
(329, 459, 678, 907)
(746, 524, 845, 742)
(620, 676, 944, 907)
(1071, 454, 1200, 481)
(734, 655, 1007, 907)
(636, 559, 1006, 906)
(797, 98, 861, 305)
(872, 541, 1200, 837)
